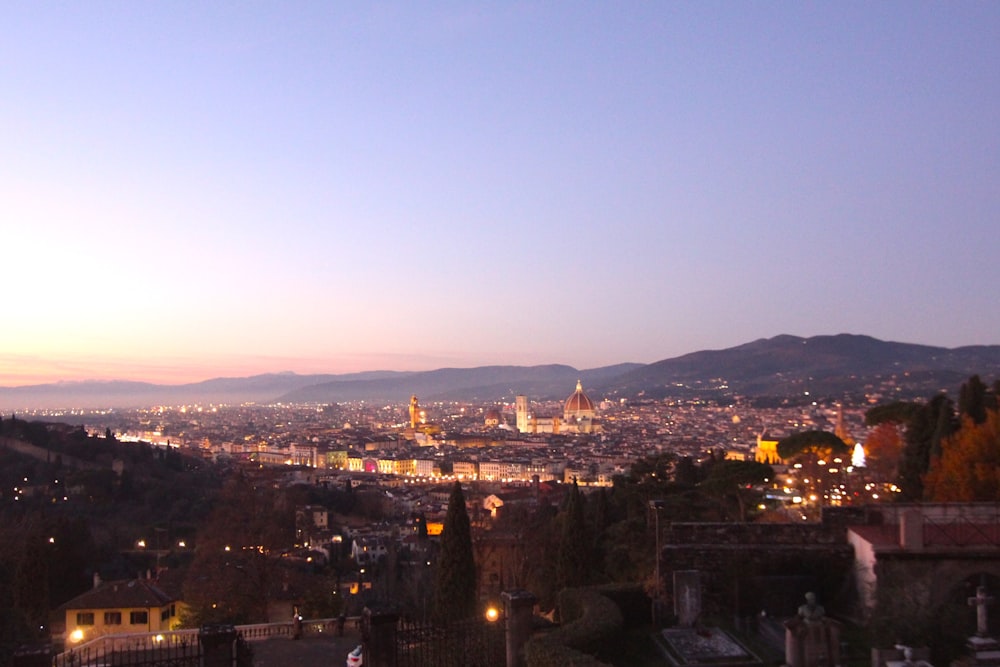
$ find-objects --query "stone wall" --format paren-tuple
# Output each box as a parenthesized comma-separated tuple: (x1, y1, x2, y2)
(659, 520, 855, 621)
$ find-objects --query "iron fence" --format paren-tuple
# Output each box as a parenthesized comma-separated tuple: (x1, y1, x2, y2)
(394, 617, 504, 667)
(47, 629, 253, 667)
(55, 640, 202, 667)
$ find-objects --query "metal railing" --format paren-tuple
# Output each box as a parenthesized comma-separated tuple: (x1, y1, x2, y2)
(53, 617, 353, 666)
(394, 617, 504, 667)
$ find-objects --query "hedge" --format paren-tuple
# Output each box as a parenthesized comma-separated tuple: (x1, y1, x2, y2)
(524, 587, 624, 667)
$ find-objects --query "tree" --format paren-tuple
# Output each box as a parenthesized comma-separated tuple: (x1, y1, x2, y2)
(673, 456, 699, 487)
(11, 520, 50, 638)
(864, 422, 903, 483)
(897, 394, 956, 500)
(865, 402, 920, 427)
(628, 453, 677, 484)
(776, 430, 850, 460)
(415, 512, 429, 543)
(924, 410, 1000, 501)
(590, 487, 611, 538)
(433, 482, 476, 622)
(182, 472, 291, 625)
(959, 375, 990, 425)
(699, 460, 773, 521)
(556, 479, 590, 591)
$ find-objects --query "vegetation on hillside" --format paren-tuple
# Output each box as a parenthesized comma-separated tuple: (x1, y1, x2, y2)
(0, 416, 220, 657)
(865, 374, 1000, 501)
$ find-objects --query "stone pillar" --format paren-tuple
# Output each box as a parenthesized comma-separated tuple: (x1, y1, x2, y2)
(362, 605, 400, 667)
(199, 624, 237, 667)
(784, 619, 842, 667)
(502, 589, 537, 667)
(899, 509, 923, 551)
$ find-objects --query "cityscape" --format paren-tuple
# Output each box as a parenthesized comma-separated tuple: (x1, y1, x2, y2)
(15, 380, 881, 505)
(4, 348, 1000, 666)
(3, 2, 1000, 667)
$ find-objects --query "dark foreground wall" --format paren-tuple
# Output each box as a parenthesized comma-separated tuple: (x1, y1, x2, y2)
(659, 517, 855, 620)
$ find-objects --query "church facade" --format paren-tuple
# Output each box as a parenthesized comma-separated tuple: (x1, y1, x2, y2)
(515, 380, 599, 435)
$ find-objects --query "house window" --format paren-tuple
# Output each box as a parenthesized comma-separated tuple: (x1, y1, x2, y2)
(76, 612, 94, 626)
(130, 611, 148, 625)
(161, 609, 170, 622)
(104, 612, 122, 625)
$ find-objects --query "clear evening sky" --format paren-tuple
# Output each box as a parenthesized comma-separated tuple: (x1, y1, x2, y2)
(2, 2, 999, 386)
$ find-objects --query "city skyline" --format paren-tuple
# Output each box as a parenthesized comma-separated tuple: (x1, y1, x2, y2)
(3, 3, 999, 386)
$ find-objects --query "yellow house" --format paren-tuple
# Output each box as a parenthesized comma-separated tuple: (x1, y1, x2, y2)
(60, 577, 183, 645)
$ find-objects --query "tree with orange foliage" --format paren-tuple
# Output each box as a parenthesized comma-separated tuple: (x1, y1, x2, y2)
(924, 410, 1000, 502)
(864, 422, 904, 484)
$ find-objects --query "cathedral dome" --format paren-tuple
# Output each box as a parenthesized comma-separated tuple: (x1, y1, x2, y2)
(564, 380, 595, 419)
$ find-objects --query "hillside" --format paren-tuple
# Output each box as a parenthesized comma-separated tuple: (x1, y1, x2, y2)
(609, 334, 1000, 401)
(3, 334, 1000, 410)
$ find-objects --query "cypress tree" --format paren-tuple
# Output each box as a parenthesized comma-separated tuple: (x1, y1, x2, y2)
(897, 394, 956, 500)
(959, 375, 989, 425)
(416, 512, 429, 543)
(556, 479, 590, 591)
(433, 482, 476, 622)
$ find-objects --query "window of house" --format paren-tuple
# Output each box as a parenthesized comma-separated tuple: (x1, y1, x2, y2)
(76, 612, 94, 626)
(104, 611, 122, 625)
(130, 611, 148, 625)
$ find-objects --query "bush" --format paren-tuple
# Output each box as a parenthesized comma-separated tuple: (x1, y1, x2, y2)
(524, 587, 623, 667)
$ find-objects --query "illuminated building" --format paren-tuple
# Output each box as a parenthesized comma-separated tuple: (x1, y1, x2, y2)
(515, 381, 599, 434)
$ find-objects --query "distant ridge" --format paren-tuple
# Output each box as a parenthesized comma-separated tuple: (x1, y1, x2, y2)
(3, 334, 1000, 410)
(610, 333, 1000, 400)
(276, 363, 643, 404)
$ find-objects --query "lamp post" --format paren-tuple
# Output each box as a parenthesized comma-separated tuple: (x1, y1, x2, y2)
(648, 500, 666, 627)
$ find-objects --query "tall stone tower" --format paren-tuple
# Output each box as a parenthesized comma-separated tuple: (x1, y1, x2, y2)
(409, 395, 419, 429)
(834, 403, 854, 445)
(515, 395, 529, 433)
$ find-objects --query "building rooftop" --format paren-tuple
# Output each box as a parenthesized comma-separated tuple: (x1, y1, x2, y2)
(59, 578, 175, 611)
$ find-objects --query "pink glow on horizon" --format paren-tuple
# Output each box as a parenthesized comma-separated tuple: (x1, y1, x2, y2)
(0, 350, 528, 387)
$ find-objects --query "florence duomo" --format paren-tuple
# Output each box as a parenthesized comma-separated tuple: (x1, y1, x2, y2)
(514, 380, 600, 435)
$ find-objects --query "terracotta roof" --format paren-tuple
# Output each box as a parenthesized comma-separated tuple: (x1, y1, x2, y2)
(564, 380, 595, 415)
(59, 579, 176, 611)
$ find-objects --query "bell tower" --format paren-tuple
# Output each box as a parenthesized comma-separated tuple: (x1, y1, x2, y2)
(409, 395, 419, 429)
(515, 395, 529, 433)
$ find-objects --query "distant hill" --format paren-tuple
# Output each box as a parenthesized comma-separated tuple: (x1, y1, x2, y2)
(0, 371, 412, 411)
(3, 334, 1000, 410)
(276, 363, 643, 404)
(608, 334, 1000, 401)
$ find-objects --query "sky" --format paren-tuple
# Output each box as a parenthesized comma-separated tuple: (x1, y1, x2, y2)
(2, 2, 999, 386)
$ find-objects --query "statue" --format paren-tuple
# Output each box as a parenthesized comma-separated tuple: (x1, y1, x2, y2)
(899, 645, 932, 667)
(797, 592, 825, 623)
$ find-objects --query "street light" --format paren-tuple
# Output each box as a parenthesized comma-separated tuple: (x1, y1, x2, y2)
(648, 500, 667, 627)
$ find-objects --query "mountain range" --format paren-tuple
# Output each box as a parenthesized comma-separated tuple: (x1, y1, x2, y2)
(4, 334, 1000, 411)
